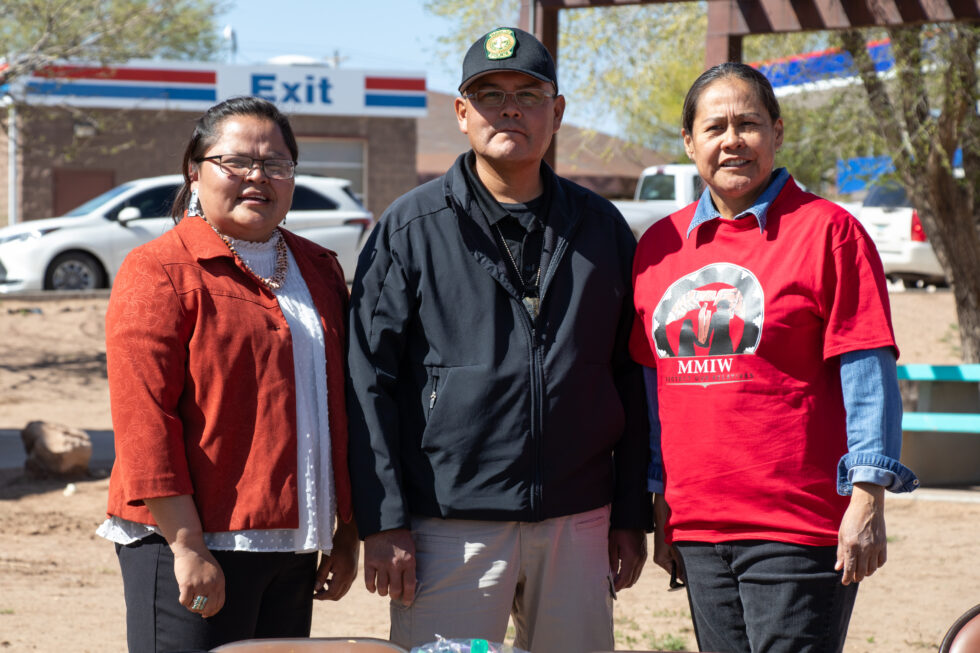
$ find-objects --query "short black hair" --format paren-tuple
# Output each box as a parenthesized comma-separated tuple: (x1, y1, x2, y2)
(682, 62, 780, 134)
(172, 96, 298, 221)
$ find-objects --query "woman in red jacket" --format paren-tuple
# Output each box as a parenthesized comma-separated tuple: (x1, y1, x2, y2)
(98, 96, 358, 652)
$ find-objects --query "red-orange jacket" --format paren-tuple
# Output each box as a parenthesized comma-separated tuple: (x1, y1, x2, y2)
(105, 215, 352, 531)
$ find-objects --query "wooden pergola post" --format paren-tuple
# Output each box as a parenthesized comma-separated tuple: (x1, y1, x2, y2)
(705, 1, 743, 67)
(520, 1, 561, 168)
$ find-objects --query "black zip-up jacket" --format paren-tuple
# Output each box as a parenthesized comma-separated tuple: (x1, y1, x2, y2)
(347, 153, 652, 538)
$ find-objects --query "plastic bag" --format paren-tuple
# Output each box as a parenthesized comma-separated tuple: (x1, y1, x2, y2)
(410, 637, 529, 653)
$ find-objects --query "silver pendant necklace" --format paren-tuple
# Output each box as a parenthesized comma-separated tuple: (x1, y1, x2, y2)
(494, 223, 543, 319)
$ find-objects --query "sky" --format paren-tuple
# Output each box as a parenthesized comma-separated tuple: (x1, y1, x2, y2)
(218, 0, 464, 96)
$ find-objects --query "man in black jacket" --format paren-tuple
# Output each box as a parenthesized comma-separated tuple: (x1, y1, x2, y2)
(347, 26, 651, 653)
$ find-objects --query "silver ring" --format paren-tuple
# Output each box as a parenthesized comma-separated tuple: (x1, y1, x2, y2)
(191, 595, 208, 611)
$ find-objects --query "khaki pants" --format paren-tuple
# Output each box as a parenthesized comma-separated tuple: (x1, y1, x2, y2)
(390, 505, 615, 653)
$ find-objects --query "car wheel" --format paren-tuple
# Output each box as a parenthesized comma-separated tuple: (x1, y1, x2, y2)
(44, 252, 106, 291)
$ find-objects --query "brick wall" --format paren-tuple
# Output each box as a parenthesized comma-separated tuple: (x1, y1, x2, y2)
(288, 114, 416, 220)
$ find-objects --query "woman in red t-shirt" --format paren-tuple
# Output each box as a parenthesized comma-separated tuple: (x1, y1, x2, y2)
(630, 63, 917, 653)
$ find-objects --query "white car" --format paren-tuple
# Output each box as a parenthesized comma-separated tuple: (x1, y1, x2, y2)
(856, 179, 946, 288)
(0, 174, 373, 293)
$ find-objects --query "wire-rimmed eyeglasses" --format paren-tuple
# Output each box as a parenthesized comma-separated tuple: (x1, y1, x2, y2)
(463, 89, 556, 108)
(200, 155, 296, 180)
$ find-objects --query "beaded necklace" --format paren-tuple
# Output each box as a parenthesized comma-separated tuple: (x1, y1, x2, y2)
(202, 217, 288, 290)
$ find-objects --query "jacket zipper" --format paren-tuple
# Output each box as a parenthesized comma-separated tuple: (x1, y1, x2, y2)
(530, 324, 544, 521)
(428, 370, 440, 418)
(515, 300, 545, 521)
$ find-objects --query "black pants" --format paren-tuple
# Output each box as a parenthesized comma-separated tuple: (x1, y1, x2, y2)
(675, 541, 859, 653)
(116, 534, 317, 653)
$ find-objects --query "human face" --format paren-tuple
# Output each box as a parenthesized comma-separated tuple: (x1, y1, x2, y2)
(189, 115, 295, 242)
(683, 77, 783, 220)
(454, 71, 564, 172)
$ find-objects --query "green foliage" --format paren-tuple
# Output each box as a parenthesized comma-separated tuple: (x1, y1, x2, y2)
(0, 0, 227, 87)
(423, 0, 520, 91)
(562, 4, 705, 155)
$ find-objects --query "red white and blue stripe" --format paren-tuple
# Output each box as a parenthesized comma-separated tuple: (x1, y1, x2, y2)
(24, 65, 217, 102)
(364, 76, 426, 109)
(753, 39, 893, 89)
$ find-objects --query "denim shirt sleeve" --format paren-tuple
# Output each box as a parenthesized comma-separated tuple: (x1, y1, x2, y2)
(838, 347, 919, 495)
(643, 366, 665, 494)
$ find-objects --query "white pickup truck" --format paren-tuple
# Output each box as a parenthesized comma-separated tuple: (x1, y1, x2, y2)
(613, 164, 705, 240)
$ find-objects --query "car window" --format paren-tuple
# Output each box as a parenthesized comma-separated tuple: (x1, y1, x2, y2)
(291, 185, 339, 211)
(863, 181, 908, 208)
(637, 174, 675, 201)
(106, 185, 180, 220)
(63, 183, 136, 217)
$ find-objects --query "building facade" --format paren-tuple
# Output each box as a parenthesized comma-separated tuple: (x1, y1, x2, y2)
(1, 61, 425, 225)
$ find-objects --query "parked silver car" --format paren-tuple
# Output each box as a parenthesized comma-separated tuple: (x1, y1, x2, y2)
(0, 174, 373, 293)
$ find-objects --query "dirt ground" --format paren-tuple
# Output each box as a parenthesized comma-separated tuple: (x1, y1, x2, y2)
(0, 290, 976, 652)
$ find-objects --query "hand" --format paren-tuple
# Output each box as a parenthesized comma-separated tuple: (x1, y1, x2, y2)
(171, 541, 226, 618)
(144, 495, 225, 618)
(315, 519, 360, 601)
(651, 493, 684, 583)
(608, 528, 648, 591)
(363, 528, 417, 606)
(836, 483, 887, 585)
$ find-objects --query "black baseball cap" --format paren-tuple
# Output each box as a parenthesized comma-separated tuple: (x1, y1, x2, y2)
(458, 27, 558, 93)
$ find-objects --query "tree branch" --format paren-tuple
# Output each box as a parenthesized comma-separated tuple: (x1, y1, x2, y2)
(839, 30, 912, 169)
(888, 26, 933, 169)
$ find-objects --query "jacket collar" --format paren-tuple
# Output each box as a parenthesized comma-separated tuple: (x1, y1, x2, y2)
(174, 213, 239, 262)
(443, 152, 581, 301)
(174, 212, 339, 303)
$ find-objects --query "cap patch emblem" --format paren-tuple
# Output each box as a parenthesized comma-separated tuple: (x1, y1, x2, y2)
(485, 28, 517, 60)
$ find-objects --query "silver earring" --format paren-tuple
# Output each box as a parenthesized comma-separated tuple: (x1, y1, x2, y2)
(187, 189, 202, 217)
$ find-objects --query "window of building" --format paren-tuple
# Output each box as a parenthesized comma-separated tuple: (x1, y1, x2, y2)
(296, 138, 366, 203)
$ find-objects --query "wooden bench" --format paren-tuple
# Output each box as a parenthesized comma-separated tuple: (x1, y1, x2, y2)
(897, 364, 980, 486)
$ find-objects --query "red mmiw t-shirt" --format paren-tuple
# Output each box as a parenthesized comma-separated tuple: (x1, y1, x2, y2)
(629, 178, 896, 546)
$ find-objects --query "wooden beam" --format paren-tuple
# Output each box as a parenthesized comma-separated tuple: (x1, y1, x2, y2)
(706, 1, 744, 66)
(535, 0, 980, 26)
(840, 0, 880, 26)
(736, 0, 776, 32)
(892, 0, 930, 22)
(789, 0, 828, 29)
(519, 0, 531, 30)
(946, 0, 980, 18)
(535, 5, 561, 169)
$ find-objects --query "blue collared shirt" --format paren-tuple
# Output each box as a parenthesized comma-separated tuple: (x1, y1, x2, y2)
(686, 167, 791, 238)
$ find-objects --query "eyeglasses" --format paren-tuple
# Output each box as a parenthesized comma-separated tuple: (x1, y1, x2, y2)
(200, 155, 296, 180)
(463, 89, 556, 108)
